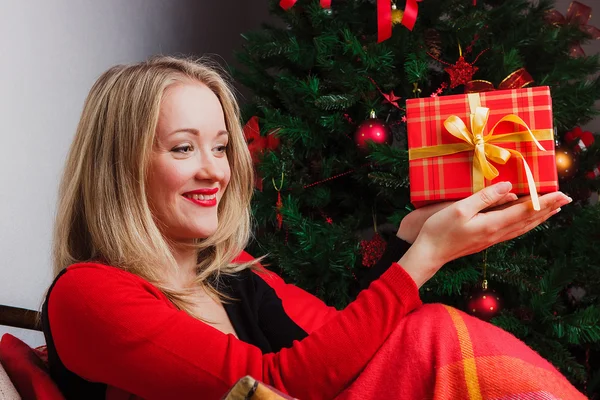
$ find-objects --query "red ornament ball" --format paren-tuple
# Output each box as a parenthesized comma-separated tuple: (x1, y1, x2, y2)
(354, 115, 392, 150)
(467, 287, 503, 321)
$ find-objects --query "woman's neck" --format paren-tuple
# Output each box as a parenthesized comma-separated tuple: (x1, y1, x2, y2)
(169, 244, 199, 288)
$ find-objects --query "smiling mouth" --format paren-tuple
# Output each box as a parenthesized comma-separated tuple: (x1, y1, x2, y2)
(182, 193, 217, 207)
(183, 193, 216, 201)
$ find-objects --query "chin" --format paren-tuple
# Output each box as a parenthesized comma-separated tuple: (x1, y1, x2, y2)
(171, 228, 216, 241)
(194, 229, 217, 239)
(165, 213, 220, 240)
(190, 221, 219, 239)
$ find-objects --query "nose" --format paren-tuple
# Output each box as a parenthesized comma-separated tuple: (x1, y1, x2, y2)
(194, 149, 226, 182)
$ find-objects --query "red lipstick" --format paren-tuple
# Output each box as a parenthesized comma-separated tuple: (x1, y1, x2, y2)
(184, 188, 219, 195)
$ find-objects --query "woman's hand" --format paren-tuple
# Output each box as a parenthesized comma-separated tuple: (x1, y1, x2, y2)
(398, 181, 572, 288)
(397, 192, 518, 244)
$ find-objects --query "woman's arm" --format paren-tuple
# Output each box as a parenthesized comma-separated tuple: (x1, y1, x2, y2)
(245, 184, 519, 335)
(245, 235, 412, 335)
(396, 183, 571, 288)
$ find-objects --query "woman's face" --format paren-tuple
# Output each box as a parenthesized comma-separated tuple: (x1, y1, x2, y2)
(146, 81, 231, 242)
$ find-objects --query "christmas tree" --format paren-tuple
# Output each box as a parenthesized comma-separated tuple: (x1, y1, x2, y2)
(234, 0, 600, 395)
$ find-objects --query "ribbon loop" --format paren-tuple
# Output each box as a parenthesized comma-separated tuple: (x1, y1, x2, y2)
(465, 68, 534, 94)
(544, 1, 600, 57)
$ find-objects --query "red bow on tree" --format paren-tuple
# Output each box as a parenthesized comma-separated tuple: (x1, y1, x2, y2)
(545, 1, 600, 57)
(587, 162, 600, 180)
(377, 0, 421, 43)
(565, 126, 595, 153)
(243, 116, 281, 191)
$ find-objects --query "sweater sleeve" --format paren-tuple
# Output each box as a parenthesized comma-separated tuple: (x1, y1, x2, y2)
(47, 262, 421, 400)
(251, 235, 412, 334)
(252, 268, 339, 334)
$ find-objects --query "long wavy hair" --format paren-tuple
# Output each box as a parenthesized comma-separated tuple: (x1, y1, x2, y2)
(53, 55, 257, 317)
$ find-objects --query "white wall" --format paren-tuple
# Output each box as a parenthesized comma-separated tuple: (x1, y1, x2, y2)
(0, 0, 270, 347)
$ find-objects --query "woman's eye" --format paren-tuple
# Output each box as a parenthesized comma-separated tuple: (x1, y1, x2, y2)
(214, 145, 228, 154)
(172, 144, 194, 154)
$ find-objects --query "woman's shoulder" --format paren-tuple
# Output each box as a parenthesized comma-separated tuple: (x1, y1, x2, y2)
(43, 262, 175, 341)
(59, 262, 152, 284)
(49, 262, 167, 304)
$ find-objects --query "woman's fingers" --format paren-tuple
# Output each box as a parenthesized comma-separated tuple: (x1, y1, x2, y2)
(495, 205, 561, 243)
(454, 181, 515, 219)
(475, 191, 570, 231)
(484, 194, 528, 212)
(413, 186, 572, 272)
(450, 203, 561, 260)
(487, 192, 519, 209)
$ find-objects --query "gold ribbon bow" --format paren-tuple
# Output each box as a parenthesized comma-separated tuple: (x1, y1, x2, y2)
(409, 93, 554, 210)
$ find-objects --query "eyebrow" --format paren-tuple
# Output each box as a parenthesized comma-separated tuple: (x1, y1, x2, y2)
(169, 128, 229, 138)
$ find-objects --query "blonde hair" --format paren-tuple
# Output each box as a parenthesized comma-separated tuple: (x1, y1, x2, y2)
(53, 55, 257, 317)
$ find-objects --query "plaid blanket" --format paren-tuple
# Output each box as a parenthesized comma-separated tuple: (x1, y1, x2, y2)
(337, 304, 586, 400)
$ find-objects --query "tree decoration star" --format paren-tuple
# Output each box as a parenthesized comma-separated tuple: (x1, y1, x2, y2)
(382, 90, 402, 108)
(444, 56, 478, 88)
(428, 45, 488, 89)
(368, 76, 404, 110)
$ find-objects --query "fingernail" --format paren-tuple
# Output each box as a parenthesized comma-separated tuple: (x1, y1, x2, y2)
(567, 196, 573, 203)
(495, 181, 512, 194)
(555, 207, 561, 214)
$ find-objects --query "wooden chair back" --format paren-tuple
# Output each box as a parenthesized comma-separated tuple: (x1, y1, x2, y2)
(0, 306, 41, 332)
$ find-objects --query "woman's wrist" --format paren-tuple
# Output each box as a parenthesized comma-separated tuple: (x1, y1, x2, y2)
(396, 219, 416, 244)
(396, 238, 441, 288)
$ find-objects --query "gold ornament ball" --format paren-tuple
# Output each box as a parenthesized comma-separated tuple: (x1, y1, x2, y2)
(555, 145, 577, 179)
(391, 8, 404, 25)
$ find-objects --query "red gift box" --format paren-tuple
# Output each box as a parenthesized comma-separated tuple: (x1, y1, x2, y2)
(406, 86, 558, 209)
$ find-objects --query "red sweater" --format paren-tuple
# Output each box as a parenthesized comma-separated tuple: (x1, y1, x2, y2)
(43, 252, 421, 400)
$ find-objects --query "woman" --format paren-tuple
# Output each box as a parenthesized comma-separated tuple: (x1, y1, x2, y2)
(42, 56, 580, 399)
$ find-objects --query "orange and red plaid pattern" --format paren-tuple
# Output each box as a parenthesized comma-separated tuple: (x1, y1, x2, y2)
(406, 86, 558, 208)
(433, 305, 587, 400)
